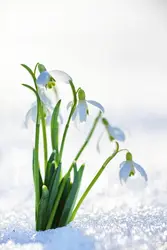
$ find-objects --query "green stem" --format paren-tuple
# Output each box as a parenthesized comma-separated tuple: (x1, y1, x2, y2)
(34, 62, 39, 76)
(74, 111, 102, 161)
(70, 142, 119, 222)
(40, 105, 48, 172)
(33, 63, 48, 172)
(59, 81, 77, 162)
(34, 97, 40, 223)
(118, 148, 129, 153)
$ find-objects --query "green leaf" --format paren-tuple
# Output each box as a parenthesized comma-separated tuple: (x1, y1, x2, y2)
(58, 164, 85, 227)
(33, 148, 43, 222)
(48, 164, 59, 191)
(21, 64, 36, 83)
(52, 176, 72, 228)
(45, 150, 57, 186)
(46, 164, 74, 229)
(72, 161, 77, 178)
(47, 163, 62, 217)
(36, 185, 49, 231)
(22, 84, 40, 103)
(51, 100, 61, 155)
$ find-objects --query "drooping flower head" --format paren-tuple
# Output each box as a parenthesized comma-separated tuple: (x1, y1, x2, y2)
(24, 87, 63, 128)
(67, 88, 105, 122)
(36, 64, 72, 88)
(102, 118, 125, 142)
(119, 152, 148, 184)
(96, 118, 125, 153)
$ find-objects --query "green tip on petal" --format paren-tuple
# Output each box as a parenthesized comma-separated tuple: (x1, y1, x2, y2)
(78, 88, 86, 100)
(129, 170, 135, 177)
(126, 152, 133, 161)
(47, 81, 54, 89)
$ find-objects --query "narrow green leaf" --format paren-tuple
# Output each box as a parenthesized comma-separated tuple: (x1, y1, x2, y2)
(72, 161, 77, 178)
(21, 64, 36, 83)
(47, 163, 62, 217)
(52, 176, 72, 228)
(46, 163, 75, 229)
(58, 164, 85, 227)
(22, 84, 40, 102)
(33, 148, 42, 222)
(48, 164, 59, 191)
(36, 185, 49, 231)
(45, 150, 56, 186)
(51, 100, 61, 154)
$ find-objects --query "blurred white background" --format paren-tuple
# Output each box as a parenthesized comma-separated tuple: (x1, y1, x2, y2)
(0, 0, 167, 193)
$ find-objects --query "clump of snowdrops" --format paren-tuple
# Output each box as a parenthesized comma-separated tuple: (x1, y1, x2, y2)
(21, 63, 148, 231)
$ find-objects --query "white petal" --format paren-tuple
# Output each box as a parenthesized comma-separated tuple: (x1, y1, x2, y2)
(45, 112, 52, 125)
(78, 100, 87, 122)
(24, 108, 32, 128)
(24, 104, 37, 128)
(119, 161, 126, 168)
(96, 131, 104, 153)
(72, 105, 79, 121)
(119, 161, 132, 184)
(108, 125, 125, 141)
(36, 71, 50, 87)
(87, 100, 105, 112)
(31, 105, 37, 122)
(133, 162, 148, 182)
(49, 70, 72, 84)
(67, 101, 73, 110)
(38, 88, 54, 110)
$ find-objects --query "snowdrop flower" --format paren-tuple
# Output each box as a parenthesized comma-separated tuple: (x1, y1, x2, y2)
(119, 152, 148, 184)
(24, 102, 52, 128)
(67, 88, 104, 122)
(24, 88, 60, 127)
(102, 118, 125, 141)
(36, 70, 72, 87)
(97, 118, 125, 153)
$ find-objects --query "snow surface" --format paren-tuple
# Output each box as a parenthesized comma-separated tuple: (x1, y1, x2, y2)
(1, 114, 167, 250)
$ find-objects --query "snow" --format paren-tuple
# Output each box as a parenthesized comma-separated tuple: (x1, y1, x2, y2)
(1, 121, 167, 249)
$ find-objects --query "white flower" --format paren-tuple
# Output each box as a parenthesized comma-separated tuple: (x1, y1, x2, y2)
(67, 88, 104, 122)
(24, 102, 52, 128)
(119, 152, 148, 184)
(24, 88, 63, 127)
(36, 70, 72, 87)
(102, 118, 125, 141)
(96, 118, 125, 153)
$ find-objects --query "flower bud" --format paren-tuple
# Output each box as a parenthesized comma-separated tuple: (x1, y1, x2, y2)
(126, 152, 132, 161)
(38, 64, 47, 73)
(78, 88, 86, 100)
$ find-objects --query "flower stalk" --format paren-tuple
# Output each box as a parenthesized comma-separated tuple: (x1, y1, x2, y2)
(70, 142, 119, 221)
(59, 80, 77, 163)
